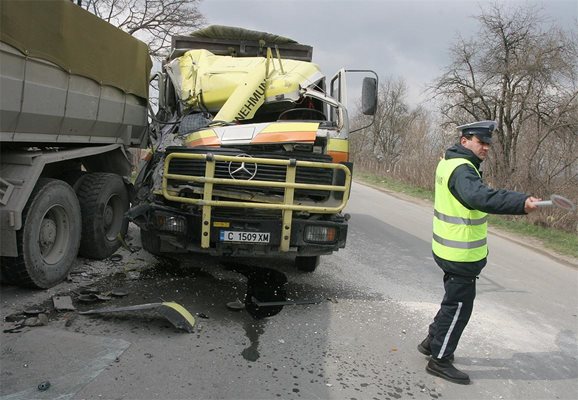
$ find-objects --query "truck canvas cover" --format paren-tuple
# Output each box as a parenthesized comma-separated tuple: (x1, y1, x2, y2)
(0, 0, 152, 99)
(0, 0, 152, 145)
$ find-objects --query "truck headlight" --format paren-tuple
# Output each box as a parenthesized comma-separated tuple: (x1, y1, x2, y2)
(155, 213, 187, 234)
(304, 226, 337, 243)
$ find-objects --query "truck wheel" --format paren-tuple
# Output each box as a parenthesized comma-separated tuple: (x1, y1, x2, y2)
(77, 173, 129, 259)
(140, 227, 162, 256)
(295, 255, 320, 272)
(0, 179, 81, 288)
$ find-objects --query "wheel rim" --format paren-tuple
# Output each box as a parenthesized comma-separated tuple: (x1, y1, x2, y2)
(103, 194, 125, 241)
(38, 205, 70, 265)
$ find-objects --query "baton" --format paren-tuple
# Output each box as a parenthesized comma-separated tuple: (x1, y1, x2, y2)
(534, 195, 576, 212)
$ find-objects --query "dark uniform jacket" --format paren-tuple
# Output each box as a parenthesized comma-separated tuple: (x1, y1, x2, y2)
(434, 144, 529, 276)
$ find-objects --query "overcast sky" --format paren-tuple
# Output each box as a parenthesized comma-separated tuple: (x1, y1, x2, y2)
(199, 0, 577, 108)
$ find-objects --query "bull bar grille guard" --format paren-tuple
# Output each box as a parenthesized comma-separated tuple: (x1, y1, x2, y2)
(162, 152, 351, 252)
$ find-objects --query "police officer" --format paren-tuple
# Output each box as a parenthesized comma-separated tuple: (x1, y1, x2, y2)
(418, 121, 541, 384)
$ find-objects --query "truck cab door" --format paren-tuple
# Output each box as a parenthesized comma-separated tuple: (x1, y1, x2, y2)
(329, 68, 347, 124)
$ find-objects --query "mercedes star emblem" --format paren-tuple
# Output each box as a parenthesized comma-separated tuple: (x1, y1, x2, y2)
(228, 154, 258, 180)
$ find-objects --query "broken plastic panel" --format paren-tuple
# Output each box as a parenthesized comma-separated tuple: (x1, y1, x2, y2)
(78, 302, 196, 333)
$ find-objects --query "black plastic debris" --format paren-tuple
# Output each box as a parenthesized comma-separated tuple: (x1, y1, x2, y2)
(111, 288, 129, 297)
(3, 326, 24, 334)
(24, 307, 46, 316)
(77, 294, 99, 303)
(37, 381, 50, 391)
(249, 297, 323, 307)
(5, 313, 26, 323)
(109, 254, 123, 262)
(79, 287, 100, 294)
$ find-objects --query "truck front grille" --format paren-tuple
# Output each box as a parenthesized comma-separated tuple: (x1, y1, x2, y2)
(166, 147, 334, 201)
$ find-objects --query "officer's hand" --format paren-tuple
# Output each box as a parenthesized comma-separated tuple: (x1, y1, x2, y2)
(524, 196, 542, 213)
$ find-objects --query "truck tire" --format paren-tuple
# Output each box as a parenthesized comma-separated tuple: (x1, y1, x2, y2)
(0, 179, 81, 288)
(295, 255, 320, 272)
(77, 173, 129, 259)
(140, 227, 162, 256)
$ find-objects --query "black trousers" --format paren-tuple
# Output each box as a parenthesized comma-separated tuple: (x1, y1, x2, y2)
(428, 273, 477, 359)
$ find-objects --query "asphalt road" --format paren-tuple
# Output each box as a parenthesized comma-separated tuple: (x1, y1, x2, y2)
(1, 181, 577, 400)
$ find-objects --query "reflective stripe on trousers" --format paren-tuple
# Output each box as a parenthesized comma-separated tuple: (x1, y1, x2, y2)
(429, 273, 476, 359)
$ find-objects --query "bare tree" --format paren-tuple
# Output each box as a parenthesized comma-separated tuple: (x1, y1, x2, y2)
(430, 3, 578, 188)
(77, 0, 205, 56)
(365, 78, 421, 170)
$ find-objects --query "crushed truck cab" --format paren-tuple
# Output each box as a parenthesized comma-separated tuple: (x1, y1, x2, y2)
(131, 26, 377, 271)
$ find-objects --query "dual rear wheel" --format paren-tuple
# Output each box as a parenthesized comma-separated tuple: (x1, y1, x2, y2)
(0, 173, 128, 288)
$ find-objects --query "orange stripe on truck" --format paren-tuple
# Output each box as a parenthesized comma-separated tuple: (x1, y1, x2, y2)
(328, 151, 349, 163)
(251, 130, 316, 144)
(185, 136, 221, 148)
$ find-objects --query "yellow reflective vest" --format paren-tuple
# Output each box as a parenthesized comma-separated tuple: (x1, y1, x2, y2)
(432, 158, 488, 262)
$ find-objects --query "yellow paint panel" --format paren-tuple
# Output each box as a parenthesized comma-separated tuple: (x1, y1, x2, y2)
(213, 221, 230, 227)
(327, 138, 349, 152)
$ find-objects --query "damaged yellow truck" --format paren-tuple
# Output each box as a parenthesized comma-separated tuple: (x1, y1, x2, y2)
(130, 26, 377, 271)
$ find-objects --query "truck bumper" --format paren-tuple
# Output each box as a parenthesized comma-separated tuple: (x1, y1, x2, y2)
(134, 204, 347, 257)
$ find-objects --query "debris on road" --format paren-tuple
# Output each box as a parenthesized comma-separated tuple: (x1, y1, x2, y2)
(5, 312, 26, 322)
(77, 294, 99, 303)
(23, 313, 48, 327)
(249, 296, 324, 307)
(37, 381, 50, 391)
(126, 271, 141, 280)
(24, 307, 46, 316)
(109, 254, 123, 262)
(53, 296, 76, 311)
(64, 313, 77, 327)
(78, 302, 196, 333)
(116, 233, 138, 253)
(226, 300, 245, 311)
(110, 288, 129, 297)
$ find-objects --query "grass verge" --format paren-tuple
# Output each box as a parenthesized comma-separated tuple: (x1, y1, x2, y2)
(354, 171, 578, 260)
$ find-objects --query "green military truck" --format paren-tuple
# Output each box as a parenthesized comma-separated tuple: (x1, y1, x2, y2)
(0, 0, 151, 288)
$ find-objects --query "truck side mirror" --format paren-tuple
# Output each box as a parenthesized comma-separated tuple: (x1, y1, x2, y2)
(361, 77, 377, 115)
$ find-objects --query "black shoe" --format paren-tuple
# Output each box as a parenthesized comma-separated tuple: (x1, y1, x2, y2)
(417, 337, 454, 362)
(417, 336, 432, 356)
(426, 358, 470, 385)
